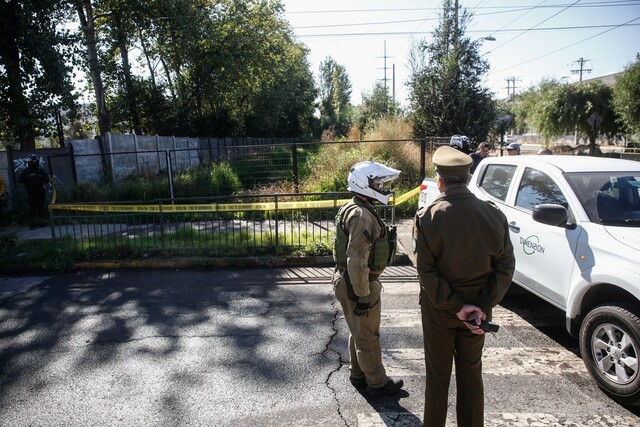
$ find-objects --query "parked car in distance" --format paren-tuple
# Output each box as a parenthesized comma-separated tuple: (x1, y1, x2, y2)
(418, 155, 640, 405)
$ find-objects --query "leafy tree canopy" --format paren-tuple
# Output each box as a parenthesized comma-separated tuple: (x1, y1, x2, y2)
(408, 0, 495, 142)
(612, 55, 640, 137)
(528, 79, 621, 144)
(0, 0, 78, 148)
(317, 56, 353, 138)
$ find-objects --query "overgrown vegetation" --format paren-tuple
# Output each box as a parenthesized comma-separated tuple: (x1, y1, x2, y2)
(1, 120, 426, 269)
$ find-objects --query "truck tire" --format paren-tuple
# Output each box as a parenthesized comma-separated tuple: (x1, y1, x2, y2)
(579, 303, 640, 406)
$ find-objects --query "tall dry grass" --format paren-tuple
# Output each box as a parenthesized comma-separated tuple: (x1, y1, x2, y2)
(302, 116, 425, 194)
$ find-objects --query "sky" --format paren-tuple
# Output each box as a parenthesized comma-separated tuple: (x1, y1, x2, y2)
(280, 0, 640, 106)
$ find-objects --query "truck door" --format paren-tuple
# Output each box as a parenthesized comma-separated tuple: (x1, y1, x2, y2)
(505, 167, 581, 308)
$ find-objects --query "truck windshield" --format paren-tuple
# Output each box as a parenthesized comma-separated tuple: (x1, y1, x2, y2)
(565, 172, 640, 225)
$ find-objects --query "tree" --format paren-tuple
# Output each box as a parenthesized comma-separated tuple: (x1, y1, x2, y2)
(529, 80, 621, 146)
(74, 0, 111, 137)
(612, 55, 640, 137)
(135, 0, 316, 137)
(355, 82, 400, 138)
(407, 0, 495, 142)
(96, 0, 145, 134)
(0, 0, 77, 148)
(318, 57, 353, 137)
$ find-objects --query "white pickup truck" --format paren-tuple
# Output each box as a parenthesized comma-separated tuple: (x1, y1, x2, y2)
(418, 155, 640, 405)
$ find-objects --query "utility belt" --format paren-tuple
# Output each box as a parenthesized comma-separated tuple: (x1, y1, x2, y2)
(336, 267, 381, 302)
(336, 267, 380, 281)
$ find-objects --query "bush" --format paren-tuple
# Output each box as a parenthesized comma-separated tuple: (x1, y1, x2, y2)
(208, 161, 242, 195)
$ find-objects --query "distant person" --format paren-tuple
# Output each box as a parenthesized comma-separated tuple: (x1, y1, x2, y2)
(506, 142, 520, 156)
(538, 148, 553, 155)
(18, 154, 50, 227)
(332, 161, 405, 396)
(469, 142, 490, 174)
(413, 146, 515, 427)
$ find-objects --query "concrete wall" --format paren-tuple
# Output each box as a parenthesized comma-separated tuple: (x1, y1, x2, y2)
(1, 133, 299, 194)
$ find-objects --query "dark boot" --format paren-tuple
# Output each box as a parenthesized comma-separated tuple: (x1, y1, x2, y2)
(366, 377, 404, 395)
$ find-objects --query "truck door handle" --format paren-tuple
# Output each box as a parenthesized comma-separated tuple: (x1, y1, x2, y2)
(508, 222, 520, 232)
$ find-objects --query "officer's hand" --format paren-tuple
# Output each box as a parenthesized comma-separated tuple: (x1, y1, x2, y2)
(457, 304, 486, 335)
(353, 296, 370, 316)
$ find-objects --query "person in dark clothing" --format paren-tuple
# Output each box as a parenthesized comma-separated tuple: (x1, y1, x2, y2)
(469, 142, 490, 174)
(413, 146, 515, 427)
(18, 154, 50, 227)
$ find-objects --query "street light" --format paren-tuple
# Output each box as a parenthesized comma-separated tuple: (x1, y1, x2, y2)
(480, 35, 496, 42)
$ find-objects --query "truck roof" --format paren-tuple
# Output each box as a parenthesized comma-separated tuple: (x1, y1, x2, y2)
(482, 154, 640, 173)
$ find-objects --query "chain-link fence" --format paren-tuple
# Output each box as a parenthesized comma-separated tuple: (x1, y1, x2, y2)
(45, 138, 450, 203)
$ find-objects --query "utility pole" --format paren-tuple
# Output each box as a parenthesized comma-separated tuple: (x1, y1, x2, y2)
(392, 64, 395, 102)
(505, 76, 520, 101)
(571, 57, 592, 82)
(377, 40, 394, 96)
(570, 57, 592, 144)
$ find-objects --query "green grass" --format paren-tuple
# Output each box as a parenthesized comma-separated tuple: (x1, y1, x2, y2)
(0, 225, 334, 272)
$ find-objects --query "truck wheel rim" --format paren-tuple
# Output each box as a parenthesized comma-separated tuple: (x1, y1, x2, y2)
(591, 322, 638, 385)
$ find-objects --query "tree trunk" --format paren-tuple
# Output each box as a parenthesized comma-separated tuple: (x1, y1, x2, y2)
(116, 24, 142, 134)
(139, 30, 158, 95)
(75, 0, 110, 137)
(160, 57, 176, 101)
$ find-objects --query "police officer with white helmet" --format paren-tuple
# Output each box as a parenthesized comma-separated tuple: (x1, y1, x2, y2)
(332, 160, 404, 395)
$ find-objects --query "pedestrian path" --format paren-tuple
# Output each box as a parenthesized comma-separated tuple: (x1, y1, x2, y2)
(345, 282, 640, 426)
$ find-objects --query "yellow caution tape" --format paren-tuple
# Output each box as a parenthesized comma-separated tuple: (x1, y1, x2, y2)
(394, 186, 421, 205)
(49, 187, 422, 213)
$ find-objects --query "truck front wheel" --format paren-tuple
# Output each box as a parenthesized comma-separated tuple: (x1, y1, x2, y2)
(579, 304, 640, 406)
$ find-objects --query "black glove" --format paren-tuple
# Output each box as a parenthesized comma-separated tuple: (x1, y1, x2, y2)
(353, 296, 370, 316)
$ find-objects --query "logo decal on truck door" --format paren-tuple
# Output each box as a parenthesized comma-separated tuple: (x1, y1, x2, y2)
(520, 236, 545, 255)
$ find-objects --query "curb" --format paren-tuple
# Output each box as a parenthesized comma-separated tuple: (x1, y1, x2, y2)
(71, 252, 413, 270)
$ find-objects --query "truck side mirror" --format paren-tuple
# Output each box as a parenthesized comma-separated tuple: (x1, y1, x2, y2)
(533, 204, 570, 228)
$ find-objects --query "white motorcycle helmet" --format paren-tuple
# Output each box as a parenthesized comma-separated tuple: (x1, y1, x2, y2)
(450, 135, 464, 151)
(347, 161, 401, 205)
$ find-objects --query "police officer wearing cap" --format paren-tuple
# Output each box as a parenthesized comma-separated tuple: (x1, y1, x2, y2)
(412, 146, 515, 427)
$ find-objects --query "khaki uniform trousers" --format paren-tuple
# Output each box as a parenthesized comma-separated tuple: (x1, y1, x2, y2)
(421, 298, 485, 427)
(333, 273, 387, 388)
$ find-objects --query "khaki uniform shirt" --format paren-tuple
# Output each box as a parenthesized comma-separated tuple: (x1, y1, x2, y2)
(413, 187, 515, 316)
(343, 197, 385, 298)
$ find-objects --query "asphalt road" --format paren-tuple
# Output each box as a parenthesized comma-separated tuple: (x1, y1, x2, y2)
(1, 264, 639, 426)
(1, 220, 639, 426)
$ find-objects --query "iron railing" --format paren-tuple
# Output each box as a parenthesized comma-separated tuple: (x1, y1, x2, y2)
(49, 192, 395, 256)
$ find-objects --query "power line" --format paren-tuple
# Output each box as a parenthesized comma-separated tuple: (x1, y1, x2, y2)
(290, 2, 639, 30)
(284, 1, 640, 15)
(487, 0, 583, 54)
(493, 16, 640, 73)
(295, 22, 640, 38)
(491, 0, 548, 34)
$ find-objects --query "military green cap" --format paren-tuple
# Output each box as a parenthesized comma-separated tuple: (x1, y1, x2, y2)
(433, 145, 472, 176)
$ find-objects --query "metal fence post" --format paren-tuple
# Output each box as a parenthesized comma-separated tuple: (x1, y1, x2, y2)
(291, 143, 299, 193)
(274, 194, 279, 249)
(420, 139, 427, 181)
(159, 200, 165, 255)
(165, 151, 175, 201)
(6, 146, 17, 205)
(68, 144, 78, 185)
(133, 133, 140, 176)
